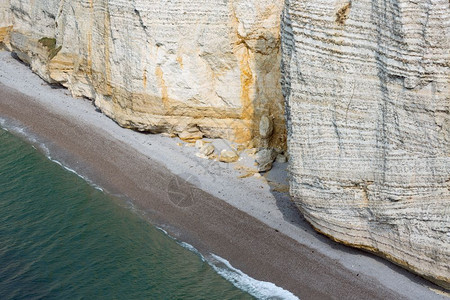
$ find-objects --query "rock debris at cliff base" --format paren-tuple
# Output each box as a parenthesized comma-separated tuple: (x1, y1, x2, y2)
(1, 0, 449, 290)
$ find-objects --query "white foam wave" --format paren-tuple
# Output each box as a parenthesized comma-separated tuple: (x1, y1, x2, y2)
(1, 123, 26, 136)
(0, 119, 105, 192)
(2, 119, 298, 299)
(49, 158, 104, 192)
(209, 254, 299, 300)
(0, 118, 42, 148)
(173, 239, 299, 300)
(178, 242, 206, 262)
(155, 226, 168, 235)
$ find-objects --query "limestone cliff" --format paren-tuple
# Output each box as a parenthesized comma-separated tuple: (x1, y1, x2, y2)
(281, 0, 450, 288)
(1, 0, 449, 290)
(2, 0, 286, 148)
(0, 0, 12, 48)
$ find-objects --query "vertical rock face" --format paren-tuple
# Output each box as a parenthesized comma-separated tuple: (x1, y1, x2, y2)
(282, 0, 450, 288)
(2, 0, 286, 148)
(0, 0, 12, 48)
(2, 0, 450, 290)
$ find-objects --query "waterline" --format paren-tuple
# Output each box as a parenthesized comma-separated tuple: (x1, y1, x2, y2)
(0, 122, 298, 299)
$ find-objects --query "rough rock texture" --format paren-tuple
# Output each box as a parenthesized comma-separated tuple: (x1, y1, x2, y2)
(219, 149, 239, 163)
(199, 144, 215, 157)
(260, 115, 274, 139)
(3, 0, 286, 148)
(256, 148, 277, 172)
(2, 0, 450, 290)
(0, 0, 12, 48)
(281, 0, 450, 288)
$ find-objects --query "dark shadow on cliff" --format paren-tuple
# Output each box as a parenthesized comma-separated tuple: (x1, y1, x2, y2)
(10, 52, 29, 66)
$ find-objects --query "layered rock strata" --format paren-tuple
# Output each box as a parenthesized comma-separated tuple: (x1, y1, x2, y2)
(281, 0, 450, 288)
(2, 0, 286, 148)
(1, 0, 449, 290)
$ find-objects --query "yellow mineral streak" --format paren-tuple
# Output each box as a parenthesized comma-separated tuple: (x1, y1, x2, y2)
(155, 66, 170, 111)
(4, 1, 286, 149)
(176, 55, 183, 69)
(143, 70, 147, 89)
(234, 45, 255, 143)
(0, 26, 12, 47)
(0, 26, 12, 42)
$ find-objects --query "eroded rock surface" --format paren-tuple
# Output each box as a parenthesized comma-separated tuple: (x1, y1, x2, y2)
(1, 0, 449, 290)
(219, 149, 239, 163)
(2, 0, 286, 148)
(256, 148, 277, 172)
(0, 0, 12, 48)
(281, 0, 450, 288)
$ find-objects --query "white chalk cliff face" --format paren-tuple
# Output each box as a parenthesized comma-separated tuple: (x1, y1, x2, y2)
(281, 0, 449, 288)
(2, 0, 286, 147)
(1, 0, 449, 290)
(0, 0, 12, 47)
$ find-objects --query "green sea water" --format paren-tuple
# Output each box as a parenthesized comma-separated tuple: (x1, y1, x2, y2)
(0, 127, 255, 299)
